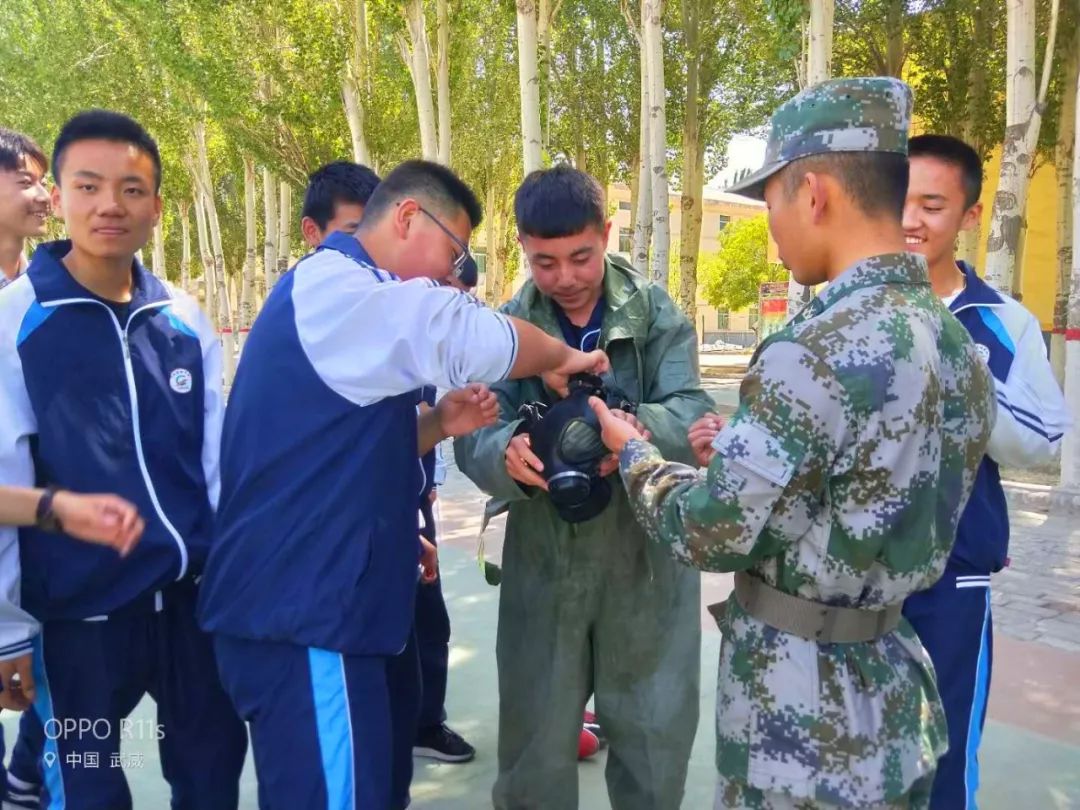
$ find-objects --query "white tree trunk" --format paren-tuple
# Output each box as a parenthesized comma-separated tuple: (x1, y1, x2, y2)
(517, 0, 543, 175)
(152, 222, 166, 278)
(343, 0, 372, 165)
(514, 0, 543, 290)
(484, 182, 500, 306)
(678, 0, 703, 322)
(985, 0, 1058, 292)
(263, 168, 278, 295)
(807, 0, 834, 86)
(644, 0, 669, 288)
(203, 186, 236, 387)
(632, 0, 652, 275)
(403, 0, 439, 161)
(437, 0, 451, 164)
(787, 0, 834, 315)
(278, 181, 293, 281)
(1053, 33, 1080, 385)
(957, 219, 981, 265)
(178, 201, 192, 295)
(1061, 65, 1080, 491)
(193, 122, 236, 385)
(241, 158, 258, 351)
(193, 183, 214, 316)
(342, 81, 371, 166)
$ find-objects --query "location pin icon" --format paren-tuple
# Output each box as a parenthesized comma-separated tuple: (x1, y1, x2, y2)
(43, 752, 56, 768)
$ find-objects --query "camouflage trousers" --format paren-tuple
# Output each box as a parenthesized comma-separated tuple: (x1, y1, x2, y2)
(714, 774, 933, 810)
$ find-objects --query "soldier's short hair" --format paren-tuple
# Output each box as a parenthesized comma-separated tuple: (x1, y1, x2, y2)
(780, 151, 910, 222)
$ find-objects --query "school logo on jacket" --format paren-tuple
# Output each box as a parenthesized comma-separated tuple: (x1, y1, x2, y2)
(170, 368, 193, 394)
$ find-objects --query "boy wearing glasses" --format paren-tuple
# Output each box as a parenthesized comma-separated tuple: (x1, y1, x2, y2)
(198, 160, 608, 809)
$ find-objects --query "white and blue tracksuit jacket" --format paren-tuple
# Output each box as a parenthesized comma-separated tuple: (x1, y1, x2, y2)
(948, 262, 1072, 574)
(0, 240, 223, 661)
(197, 232, 518, 656)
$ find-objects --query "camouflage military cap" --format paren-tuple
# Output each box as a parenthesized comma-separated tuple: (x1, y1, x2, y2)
(727, 77, 914, 200)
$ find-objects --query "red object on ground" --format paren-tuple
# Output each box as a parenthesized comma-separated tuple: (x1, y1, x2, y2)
(578, 728, 600, 760)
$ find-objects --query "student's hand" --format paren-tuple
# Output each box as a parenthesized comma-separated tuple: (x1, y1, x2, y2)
(419, 537, 439, 584)
(505, 434, 548, 490)
(588, 398, 644, 456)
(0, 654, 35, 711)
(52, 492, 144, 556)
(435, 384, 500, 438)
(542, 349, 610, 398)
(688, 414, 726, 467)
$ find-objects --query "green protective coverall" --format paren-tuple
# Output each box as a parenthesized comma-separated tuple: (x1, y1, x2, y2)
(454, 256, 714, 809)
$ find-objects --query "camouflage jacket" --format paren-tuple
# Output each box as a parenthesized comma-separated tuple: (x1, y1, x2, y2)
(619, 253, 995, 806)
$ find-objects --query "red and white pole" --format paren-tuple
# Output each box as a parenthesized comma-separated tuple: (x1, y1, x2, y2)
(1061, 67, 1080, 491)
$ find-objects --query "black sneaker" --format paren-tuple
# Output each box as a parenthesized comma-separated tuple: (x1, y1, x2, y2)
(413, 723, 476, 763)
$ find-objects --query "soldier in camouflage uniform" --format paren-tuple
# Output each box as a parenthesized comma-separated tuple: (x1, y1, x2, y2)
(588, 78, 997, 809)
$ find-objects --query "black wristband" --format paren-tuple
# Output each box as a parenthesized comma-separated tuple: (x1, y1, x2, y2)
(35, 487, 62, 533)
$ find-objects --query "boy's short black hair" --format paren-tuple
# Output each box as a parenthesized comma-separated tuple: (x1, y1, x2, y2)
(782, 152, 910, 221)
(52, 110, 162, 191)
(908, 134, 984, 208)
(514, 165, 606, 238)
(0, 128, 47, 175)
(302, 161, 381, 229)
(361, 160, 482, 229)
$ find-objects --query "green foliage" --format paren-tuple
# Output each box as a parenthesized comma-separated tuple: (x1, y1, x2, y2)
(698, 215, 786, 311)
(765, 0, 808, 63)
(0, 0, 1037, 298)
(902, 0, 1006, 161)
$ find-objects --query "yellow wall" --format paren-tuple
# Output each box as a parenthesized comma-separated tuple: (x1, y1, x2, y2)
(974, 147, 1059, 331)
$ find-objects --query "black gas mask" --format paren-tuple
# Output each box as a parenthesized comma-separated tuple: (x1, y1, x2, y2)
(517, 374, 637, 524)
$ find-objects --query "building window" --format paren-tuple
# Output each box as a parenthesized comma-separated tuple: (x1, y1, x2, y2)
(717, 215, 731, 233)
(473, 250, 487, 276)
(619, 200, 632, 211)
(618, 227, 633, 253)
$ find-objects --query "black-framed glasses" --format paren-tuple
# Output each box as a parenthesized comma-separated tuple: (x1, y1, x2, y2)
(418, 206, 477, 286)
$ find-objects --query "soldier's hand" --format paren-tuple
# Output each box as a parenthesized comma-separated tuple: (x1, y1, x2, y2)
(688, 413, 725, 467)
(609, 409, 651, 441)
(598, 454, 620, 478)
(0, 654, 35, 711)
(505, 434, 549, 490)
(588, 397, 643, 455)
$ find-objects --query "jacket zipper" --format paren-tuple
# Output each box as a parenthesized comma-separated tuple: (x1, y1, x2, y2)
(41, 297, 190, 580)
